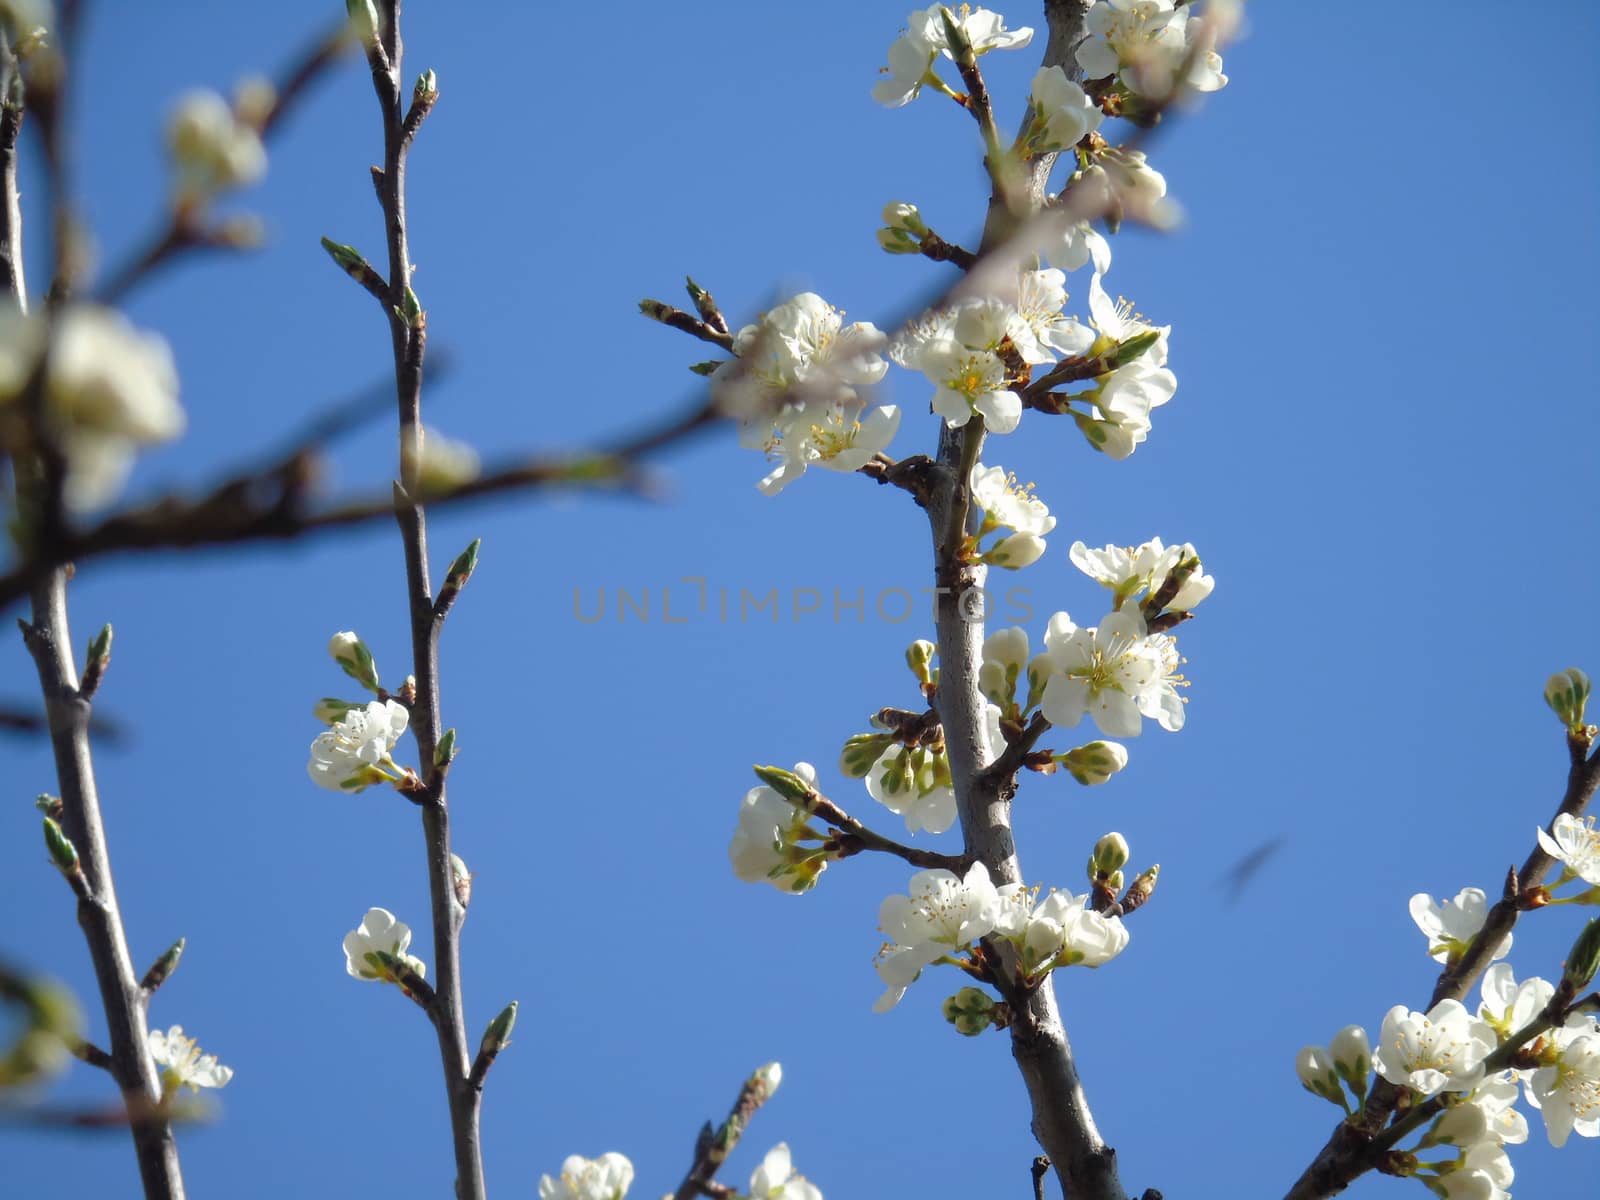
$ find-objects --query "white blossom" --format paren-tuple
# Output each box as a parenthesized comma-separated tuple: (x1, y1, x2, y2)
(874, 862, 1001, 1011)
(1373, 999, 1497, 1097)
(404, 426, 481, 494)
(1477, 962, 1554, 1043)
(538, 1152, 635, 1200)
(865, 745, 956, 836)
(343, 907, 427, 984)
(167, 89, 267, 200)
(730, 762, 828, 892)
(718, 293, 888, 422)
(979, 626, 1030, 712)
(147, 1025, 233, 1094)
(1012, 269, 1094, 364)
(1045, 217, 1112, 276)
(1025, 66, 1103, 154)
(307, 699, 410, 792)
(1409, 888, 1509, 965)
(1076, 0, 1226, 99)
(970, 463, 1054, 537)
(1039, 609, 1184, 737)
(1068, 538, 1212, 611)
(1537, 812, 1600, 885)
(995, 885, 1128, 975)
(754, 402, 900, 496)
(1525, 1019, 1600, 1147)
(0, 306, 183, 510)
(749, 1143, 822, 1200)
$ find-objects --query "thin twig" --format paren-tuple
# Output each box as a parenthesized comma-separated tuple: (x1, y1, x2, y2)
(671, 1067, 781, 1200)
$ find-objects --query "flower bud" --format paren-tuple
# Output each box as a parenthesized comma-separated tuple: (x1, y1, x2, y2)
(319, 236, 372, 280)
(1545, 667, 1591, 731)
(1427, 1101, 1490, 1148)
(1295, 1045, 1344, 1105)
(1329, 1025, 1370, 1096)
(881, 202, 926, 234)
(1122, 864, 1159, 913)
(1562, 917, 1600, 992)
(942, 987, 997, 1036)
(345, 0, 380, 45)
(751, 1060, 783, 1099)
(328, 631, 380, 692)
(906, 640, 937, 686)
(752, 765, 816, 809)
(86, 623, 113, 670)
(981, 532, 1047, 569)
(876, 226, 920, 255)
(34, 794, 62, 818)
(234, 77, 276, 129)
(1057, 741, 1130, 786)
(1090, 832, 1130, 878)
(840, 732, 895, 778)
(413, 69, 438, 104)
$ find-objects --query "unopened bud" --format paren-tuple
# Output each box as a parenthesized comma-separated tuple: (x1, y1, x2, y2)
(233, 77, 276, 129)
(396, 286, 424, 329)
(980, 532, 1047, 569)
(86, 623, 113, 668)
(319, 236, 371, 279)
(906, 640, 937, 686)
(478, 1001, 517, 1058)
(881, 201, 927, 234)
(446, 538, 481, 588)
(942, 987, 997, 1037)
(1545, 668, 1591, 732)
(140, 938, 186, 993)
(752, 765, 816, 809)
(1056, 741, 1129, 786)
(1329, 1025, 1370, 1096)
(688, 360, 724, 376)
(414, 69, 438, 103)
(876, 226, 921, 255)
(34, 794, 62, 818)
(345, 0, 381, 45)
(1563, 917, 1600, 992)
(42, 817, 79, 875)
(1090, 832, 1130, 877)
(1122, 864, 1160, 913)
(638, 298, 675, 323)
(1295, 1045, 1344, 1106)
(328, 631, 381, 692)
(434, 728, 458, 769)
(750, 1060, 783, 1099)
(840, 732, 896, 778)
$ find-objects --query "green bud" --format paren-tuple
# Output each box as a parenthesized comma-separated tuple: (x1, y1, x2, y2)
(446, 538, 481, 588)
(434, 728, 457, 769)
(638, 298, 674, 322)
(752, 765, 816, 809)
(319, 236, 371, 279)
(451, 853, 473, 909)
(42, 817, 78, 875)
(478, 1001, 518, 1058)
(1545, 668, 1591, 731)
(1123, 864, 1160, 912)
(942, 987, 997, 1037)
(881, 201, 927, 234)
(1108, 329, 1162, 368)
(1057, 741, 1130, 786)
(840, 732, 896, 778)
(876, 226, 921, 255)
(86, 623, 112, 667)
(1091, 832, 1130, 877)
(139, 938, 186, 993)
(1563, 918, 1600, 992)
(34, 794, 61, 817)
(688, 360, 725, 376)
(414, 69, 438, 102)
(397, 286, 424, 329)
(328, 632, 381, 692)
(906, 640, 937, 686)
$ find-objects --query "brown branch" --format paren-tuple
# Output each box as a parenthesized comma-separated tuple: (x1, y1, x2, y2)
(358, 3, 484, 1195)
(671, 1066, 782, 1200)
(810, 792, 966, 873)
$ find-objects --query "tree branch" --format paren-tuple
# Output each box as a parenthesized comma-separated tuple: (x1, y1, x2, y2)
(3, 30, 186, 1199)
(360, 4, 484, 1195)
(671, 1065, 781, 1200)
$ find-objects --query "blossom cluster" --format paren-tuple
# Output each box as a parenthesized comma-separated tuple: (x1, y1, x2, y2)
(536, 1142, 822, 1200)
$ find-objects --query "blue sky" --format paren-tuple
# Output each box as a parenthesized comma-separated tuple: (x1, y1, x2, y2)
(3, 2, 1597, 1197)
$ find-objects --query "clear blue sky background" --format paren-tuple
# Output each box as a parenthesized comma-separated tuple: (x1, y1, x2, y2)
(3, 2, 1597, 1197)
